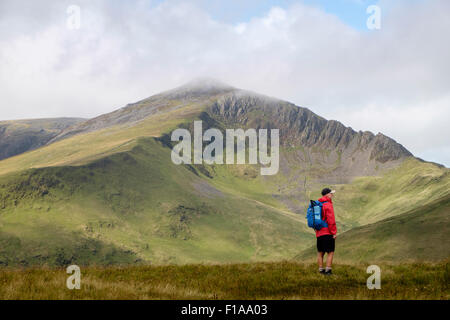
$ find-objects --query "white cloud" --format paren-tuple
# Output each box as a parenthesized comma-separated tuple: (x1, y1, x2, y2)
(0, 0, 448, 166)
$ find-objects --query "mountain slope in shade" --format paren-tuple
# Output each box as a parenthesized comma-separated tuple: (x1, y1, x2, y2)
(0, 118, 85, 161)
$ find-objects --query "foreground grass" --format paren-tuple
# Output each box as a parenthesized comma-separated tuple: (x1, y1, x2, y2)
(0, 261, 448, 300)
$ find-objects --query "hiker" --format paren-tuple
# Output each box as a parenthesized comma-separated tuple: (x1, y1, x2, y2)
(316, 188, 337, 275)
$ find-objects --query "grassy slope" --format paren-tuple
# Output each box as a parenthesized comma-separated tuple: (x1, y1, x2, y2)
(0, 103, 206, 176)
(295, 157, 450, 233)
(0, 261, 447, 299)
(297, 194, 450, 262)
(332, 158, 450, 228)
(0, 137, 311, 266)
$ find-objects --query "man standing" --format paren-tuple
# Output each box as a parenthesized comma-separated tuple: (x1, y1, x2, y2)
(316, 188, 337, 275)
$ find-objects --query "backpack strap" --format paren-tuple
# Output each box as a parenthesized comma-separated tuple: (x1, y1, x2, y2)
(320, 201, 328, 221)
(322, 201, 328, 224)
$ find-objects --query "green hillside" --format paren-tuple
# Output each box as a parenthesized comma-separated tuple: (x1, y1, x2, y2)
(332, 158, 449, 229)
(1, 133, 447, 266)
(297, 194, 450, 262)
(0, 101, 207, 176)
(0, 137, 310, 266)
(0, 81, 448, 266)
(294, 157, 450, 233)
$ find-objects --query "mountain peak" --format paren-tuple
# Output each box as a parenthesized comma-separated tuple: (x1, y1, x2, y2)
(163, 78, 236, 98)
(48, 80, 413, 170)
(180, 77, 234, 90)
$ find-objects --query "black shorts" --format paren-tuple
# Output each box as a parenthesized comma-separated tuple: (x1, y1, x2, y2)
(317, 235, 335, 253)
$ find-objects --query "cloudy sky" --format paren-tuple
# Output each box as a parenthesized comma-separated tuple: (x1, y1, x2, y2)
(0, 0, 449, 166)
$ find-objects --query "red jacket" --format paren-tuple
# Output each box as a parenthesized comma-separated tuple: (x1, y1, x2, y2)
(315, 196, 337, 237)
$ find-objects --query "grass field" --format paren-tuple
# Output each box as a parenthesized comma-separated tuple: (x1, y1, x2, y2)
(0, 260, 447, 299)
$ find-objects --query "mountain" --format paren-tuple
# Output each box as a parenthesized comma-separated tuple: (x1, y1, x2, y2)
(0, 79, 448, 266)
(0, 118, 85, 161)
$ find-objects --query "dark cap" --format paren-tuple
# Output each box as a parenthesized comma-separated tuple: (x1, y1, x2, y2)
(321, 188, 336, 196)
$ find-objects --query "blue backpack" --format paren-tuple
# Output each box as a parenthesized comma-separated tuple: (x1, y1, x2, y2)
(306, 200, 328, 230)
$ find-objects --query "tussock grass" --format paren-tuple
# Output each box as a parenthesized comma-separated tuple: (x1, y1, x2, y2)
(0, 261, 448, 300)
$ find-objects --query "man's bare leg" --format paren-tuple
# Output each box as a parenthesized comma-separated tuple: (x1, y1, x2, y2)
(317, 252, 325, 272)
(326, 251, 334, 270)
